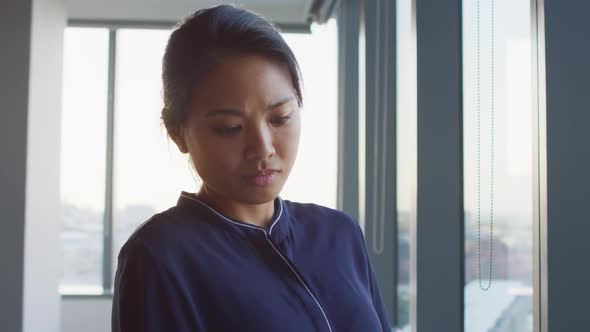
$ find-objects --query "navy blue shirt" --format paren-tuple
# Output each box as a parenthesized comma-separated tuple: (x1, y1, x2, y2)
(112, 192, 391, 331)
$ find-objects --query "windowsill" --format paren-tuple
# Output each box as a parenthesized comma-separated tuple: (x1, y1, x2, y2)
(60, 285, 113, 298)
(61, 292, 113, 299)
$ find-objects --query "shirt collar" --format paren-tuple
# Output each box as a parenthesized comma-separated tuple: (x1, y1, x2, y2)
(176, 191, 291, 244)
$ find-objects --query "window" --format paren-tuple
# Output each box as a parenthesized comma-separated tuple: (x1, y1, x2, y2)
(60, 22, 338, 293)
(396, 0, 416, 330)
(281, 20, 338, 208)
(463, 0, 534, 330)
(111, 29, 196, 280)
(60, 28, 109, 293)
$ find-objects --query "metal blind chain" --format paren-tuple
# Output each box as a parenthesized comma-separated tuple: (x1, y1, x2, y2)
(477, 0, 495, 291)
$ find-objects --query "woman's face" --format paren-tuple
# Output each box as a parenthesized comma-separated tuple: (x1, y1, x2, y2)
(176, 54, 301, 205)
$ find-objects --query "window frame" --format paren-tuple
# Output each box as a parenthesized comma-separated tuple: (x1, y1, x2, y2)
(356, 0, 545, 331)
(61, 6, 548, 332)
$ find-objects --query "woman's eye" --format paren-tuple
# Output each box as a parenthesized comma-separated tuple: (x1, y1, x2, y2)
(214, 126, 241, 136)
(271, 115, 291, 126)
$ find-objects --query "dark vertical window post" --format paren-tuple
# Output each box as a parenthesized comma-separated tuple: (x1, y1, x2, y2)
(363, 0, 398, 326)
(415, 0, 464, 331)
(544, 0, 590, 330)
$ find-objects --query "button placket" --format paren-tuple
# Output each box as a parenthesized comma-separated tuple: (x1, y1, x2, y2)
(263, 232, 333, 332)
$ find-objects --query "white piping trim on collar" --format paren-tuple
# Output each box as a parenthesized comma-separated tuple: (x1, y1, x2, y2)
(180, 193, 284, 235)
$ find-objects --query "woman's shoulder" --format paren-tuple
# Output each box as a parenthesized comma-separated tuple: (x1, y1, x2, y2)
(282, 199, 363, 236)
(123, 206, 185, 240)
(117, 205, 211, 260)
(283, 199, 353, 219)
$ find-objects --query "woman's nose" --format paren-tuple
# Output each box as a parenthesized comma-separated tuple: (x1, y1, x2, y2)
(244, 126, 276, 160)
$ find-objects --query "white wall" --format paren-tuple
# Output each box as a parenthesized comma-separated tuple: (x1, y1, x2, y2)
(0, 0, 66, 332)
(0, 0, 66, 330)
(23, 0, 67, 331)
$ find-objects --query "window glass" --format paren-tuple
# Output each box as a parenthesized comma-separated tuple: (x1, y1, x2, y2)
(396, 0, 416, 330)
(281, 20, 338, 208)
(60, 28, 109, 293)
(463, 1, 534, 331)
(112, 29, 195, 279)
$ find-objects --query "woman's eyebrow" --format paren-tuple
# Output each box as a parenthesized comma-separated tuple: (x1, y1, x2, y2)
(267, 96, 295, 110)
(205, 108, 242, 118)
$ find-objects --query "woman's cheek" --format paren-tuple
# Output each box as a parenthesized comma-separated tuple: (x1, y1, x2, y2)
(216, 142, 244, 172)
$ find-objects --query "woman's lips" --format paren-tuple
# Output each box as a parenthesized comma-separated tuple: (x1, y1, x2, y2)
(243, 170, 278, 186)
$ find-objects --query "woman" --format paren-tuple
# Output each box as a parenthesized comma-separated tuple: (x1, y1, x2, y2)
(112, 4, 391, 332)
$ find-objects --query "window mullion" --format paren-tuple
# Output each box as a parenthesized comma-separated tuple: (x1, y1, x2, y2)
(415, 0, 464, 331)
(103, 28, 117, 292)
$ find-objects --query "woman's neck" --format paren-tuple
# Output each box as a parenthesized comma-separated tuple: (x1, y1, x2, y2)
(196, 186, 276, 229)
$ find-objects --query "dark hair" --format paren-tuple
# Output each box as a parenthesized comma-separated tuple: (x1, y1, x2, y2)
(161, 4, 303, 138)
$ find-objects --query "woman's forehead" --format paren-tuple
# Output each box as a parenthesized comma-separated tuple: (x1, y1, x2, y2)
(189, 54, 296, 110)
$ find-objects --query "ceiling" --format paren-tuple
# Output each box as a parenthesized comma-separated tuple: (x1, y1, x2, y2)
(65, 0, 323, 28)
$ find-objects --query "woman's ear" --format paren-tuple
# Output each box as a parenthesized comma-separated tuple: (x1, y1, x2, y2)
(162, 108, 189, 154)
(170, 128, 189, 154)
